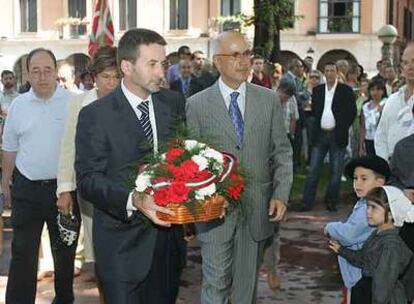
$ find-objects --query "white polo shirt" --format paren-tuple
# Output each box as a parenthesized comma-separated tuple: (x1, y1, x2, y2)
(2, 85, 73, 180)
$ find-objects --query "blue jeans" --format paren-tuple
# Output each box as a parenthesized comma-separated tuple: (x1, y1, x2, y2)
(302, 130, 346, 209)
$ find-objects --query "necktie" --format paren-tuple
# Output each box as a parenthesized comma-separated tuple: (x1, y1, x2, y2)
(137, 100, 153, 144)
(182, 79, 190, 97)
(228, 91, 244, 147)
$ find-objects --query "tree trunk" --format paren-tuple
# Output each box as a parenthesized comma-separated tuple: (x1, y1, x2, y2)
(253, 0, 269, 57)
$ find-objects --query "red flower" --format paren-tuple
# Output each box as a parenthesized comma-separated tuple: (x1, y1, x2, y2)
(165, 148, 185, 163)
(167, 160, 200, 181)
(153, 188, 170, 206)
(226, 172, 244, 200)
(192, 169, 212, 182)
(168, 182, 191, 204)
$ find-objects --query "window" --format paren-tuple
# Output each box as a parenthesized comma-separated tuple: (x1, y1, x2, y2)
(319, 0, 360, 33)
(20, 0, 37, 32)
(68, 0, 86, 34)
(403, 7, 413, 40)
(388, 0, 394, 25)
(68, 0, 86, 18)
(221, 0, 240, 16)
(119, 0, 137, 31)
(170, 0, 188, 30)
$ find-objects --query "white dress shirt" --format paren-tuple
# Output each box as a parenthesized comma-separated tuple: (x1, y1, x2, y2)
(2, 85, 73, 180)
(320, 80, 337, 130)
(375, 86, 414, 161)
(218, 77, 246, 117)
(121, 80, 159, 214)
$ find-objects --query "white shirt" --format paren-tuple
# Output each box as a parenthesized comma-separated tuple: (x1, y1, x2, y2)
(0, 89, 19, 114)
(218, 77, 246, 117)
(2, 86, 73, 180)
(121, 80, 159, 215)
(320, 81, 337, 129)
(375, 86, 414, 161)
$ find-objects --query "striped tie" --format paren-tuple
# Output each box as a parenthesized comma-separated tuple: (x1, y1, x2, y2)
(137, 100, 153, 144)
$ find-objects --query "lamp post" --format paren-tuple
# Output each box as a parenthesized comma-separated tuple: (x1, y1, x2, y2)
(377, 25, 398, 64)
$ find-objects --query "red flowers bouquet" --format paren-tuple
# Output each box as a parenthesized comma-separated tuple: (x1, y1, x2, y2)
(135, 139, 245, 224)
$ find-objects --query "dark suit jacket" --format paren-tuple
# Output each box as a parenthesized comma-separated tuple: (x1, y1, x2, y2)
(311, 83, 356, 148)
(389, 134, 414, 189)
(170, 76, 204, 98)
(75, 85, 185, 283)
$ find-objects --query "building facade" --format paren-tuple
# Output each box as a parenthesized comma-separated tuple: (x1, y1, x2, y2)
(0, 0, 411, 85)
(0, 0, 253, 86)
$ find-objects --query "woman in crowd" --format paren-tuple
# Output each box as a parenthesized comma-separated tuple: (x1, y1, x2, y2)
(359, 78, 387, 156)
(56, 46, 120, 302)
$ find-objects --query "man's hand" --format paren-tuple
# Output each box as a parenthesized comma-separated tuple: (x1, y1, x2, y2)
(268, 199, 287, 222)
(56, 192, 73, 215)
(403, 189, 414, 203)
(1, 183, 11, 209)
(132, 191, 175, 227)
(219, 200, 230, 219)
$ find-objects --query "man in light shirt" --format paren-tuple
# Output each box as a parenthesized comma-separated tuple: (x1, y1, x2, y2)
(300, 62, 356, 212)
(375, 43, 414, 161)
(2, 48, 77, 304)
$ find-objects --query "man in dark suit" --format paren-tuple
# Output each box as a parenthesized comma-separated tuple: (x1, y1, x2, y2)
(170, 58, 204, 98)
(75, 28, 185, 303)
(300, 62, 356, 211)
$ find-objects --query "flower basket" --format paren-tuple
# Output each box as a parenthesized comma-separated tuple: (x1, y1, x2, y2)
(156, 194, 225, 224)
(135, 139, 245, 224)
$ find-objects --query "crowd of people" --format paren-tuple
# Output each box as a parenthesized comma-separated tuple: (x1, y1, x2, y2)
(0, 27, 412, 304)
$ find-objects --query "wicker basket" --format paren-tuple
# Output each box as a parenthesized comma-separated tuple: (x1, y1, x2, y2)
(156, 194, 226, 224)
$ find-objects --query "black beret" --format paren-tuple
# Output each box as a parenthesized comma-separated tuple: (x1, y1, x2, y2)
(344, 155, 391, 181)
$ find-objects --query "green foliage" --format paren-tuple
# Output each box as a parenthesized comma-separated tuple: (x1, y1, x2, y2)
(250, 0, 303, 60)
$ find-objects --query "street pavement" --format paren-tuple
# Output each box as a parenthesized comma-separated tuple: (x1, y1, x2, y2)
(0, 203, 351, 303)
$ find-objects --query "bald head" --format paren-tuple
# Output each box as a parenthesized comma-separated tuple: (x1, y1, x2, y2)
(212, 31, 251, 89)
(401, 43, 414, 84)
(212, 31, 248, 56)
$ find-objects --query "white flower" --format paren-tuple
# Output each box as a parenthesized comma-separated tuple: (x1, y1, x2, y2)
(135, 172, 151, 192)
(191, 155, 209, 171)
(160, 153, 166, 160)
(184, 140, 206, 151)
(201, 148, 223, 164)
(195, 183, 216, 200)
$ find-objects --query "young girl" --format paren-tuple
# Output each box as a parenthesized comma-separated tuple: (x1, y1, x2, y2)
(329, 186, 414, 304)
(359, 78, 387, 156)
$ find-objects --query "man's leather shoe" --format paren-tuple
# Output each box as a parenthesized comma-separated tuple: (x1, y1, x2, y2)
(267, 270, 281, 290)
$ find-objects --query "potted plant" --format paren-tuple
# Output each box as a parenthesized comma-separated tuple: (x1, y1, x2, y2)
(55, 17, 82, 39)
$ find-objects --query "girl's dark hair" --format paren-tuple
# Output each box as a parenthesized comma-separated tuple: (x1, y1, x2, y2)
(89, 46, 118, 76)
(368, 77, 387, 101)
(366, 187, 391, 223)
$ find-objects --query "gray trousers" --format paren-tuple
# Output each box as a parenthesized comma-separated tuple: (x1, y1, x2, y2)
(262, 225, 280, 273)
(198, 213, 265, 304)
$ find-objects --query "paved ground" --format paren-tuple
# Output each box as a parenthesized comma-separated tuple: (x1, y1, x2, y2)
(0, 201, 352, 304)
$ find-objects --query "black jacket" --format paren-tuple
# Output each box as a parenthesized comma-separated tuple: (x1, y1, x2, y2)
(170, 76, 204, 98)
(311, 83, 356, 148)
(75, 85, 185, 283)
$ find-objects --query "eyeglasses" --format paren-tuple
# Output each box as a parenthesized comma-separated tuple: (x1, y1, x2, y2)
(215, 50, 253, 61)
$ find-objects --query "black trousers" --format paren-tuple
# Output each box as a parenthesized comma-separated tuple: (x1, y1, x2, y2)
(6, 170, 79, 304)
(351, 276, 372, 304)
(100, 227, 182, 304)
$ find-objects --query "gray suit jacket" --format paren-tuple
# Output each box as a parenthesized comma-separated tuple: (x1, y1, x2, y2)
(186, 81, 293, 242)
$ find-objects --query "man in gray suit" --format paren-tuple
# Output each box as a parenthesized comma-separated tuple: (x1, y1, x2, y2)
(186, 31, 293, 304)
